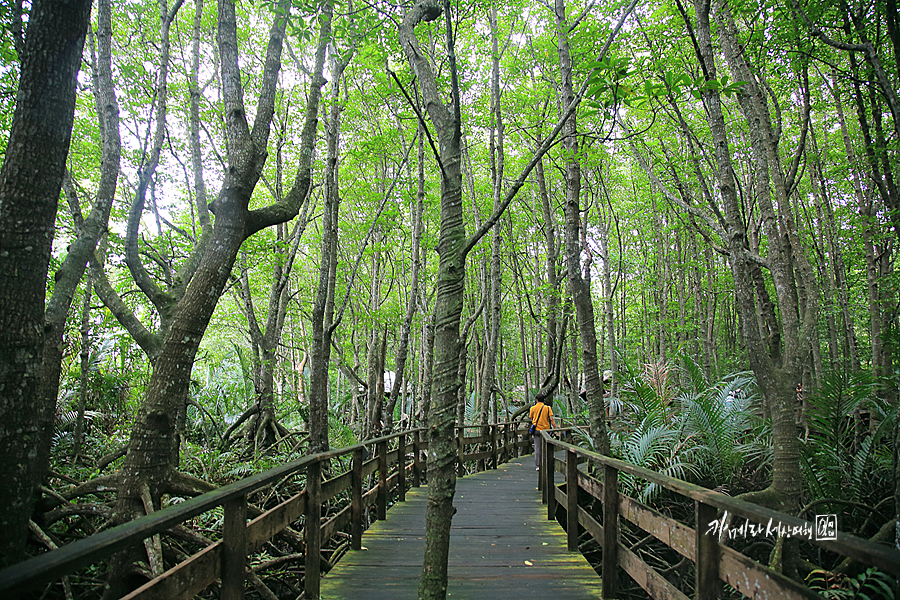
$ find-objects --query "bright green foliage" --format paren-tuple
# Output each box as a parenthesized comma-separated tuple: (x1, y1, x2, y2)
(807, 567, 896, 600)
(800, 372, 895, 507)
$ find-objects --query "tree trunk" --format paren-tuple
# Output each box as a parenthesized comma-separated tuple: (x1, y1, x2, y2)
(0, 0, 92, 567)
(308, 48, 351, 453)
(101, 2, 330, 595)
(385, 123, 424, 432)
(480, 2, 505, 450)
(556, 0, 610, 455)
(399, 2, 466, 597)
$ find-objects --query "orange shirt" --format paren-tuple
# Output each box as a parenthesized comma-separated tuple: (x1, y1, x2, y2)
(529, 402, 553, 431)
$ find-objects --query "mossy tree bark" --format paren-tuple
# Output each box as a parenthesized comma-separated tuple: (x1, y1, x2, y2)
(0, 0, 93, 567)
(399, 2, 465, 597)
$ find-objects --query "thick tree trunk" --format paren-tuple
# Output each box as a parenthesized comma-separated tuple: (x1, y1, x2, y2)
(0, 0, 92, 566)
(102, 2, 329, 595)
(683, 0, 811, 533)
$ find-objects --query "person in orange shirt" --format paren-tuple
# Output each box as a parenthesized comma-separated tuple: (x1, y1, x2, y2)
(529, 392, 555, 470)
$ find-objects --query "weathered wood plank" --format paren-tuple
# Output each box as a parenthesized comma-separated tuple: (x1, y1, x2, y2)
(618, 542, 689, 600)
(121, 543, 221, 600)
(321, 470, 351, 502)
(619, 494, 695, 560)
(320, 458, 603, 599)
(247, 490, 306, 553)
(719, 545, 821, 600)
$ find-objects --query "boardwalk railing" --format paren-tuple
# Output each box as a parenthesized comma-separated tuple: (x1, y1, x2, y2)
(0, 422, 529, 600)
(538, 430, 900, 600)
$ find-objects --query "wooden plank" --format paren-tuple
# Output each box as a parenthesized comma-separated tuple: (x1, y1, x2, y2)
(457, 427, 465, 477)
(719, 545, 821, 600)
(351, 447, 363, 550)
(321, 458, 603, 599)
(466, 450, 492, 463)
(696, 501, 720, 600)
(578, 505, 603, 542)
(602, 464, 619, 598)
(548, 437, 900, 576)
(398, 433, 406, 502)
(566, 450, 579, 551)
(578, 470, 603, 500)
(386, 448, 399, 465)
(306, 461, 322, 599)
(246, 490, 306, 553)
(491, 424, 499, 468)
(362, 456, 378, 478)
(377, 440, 388, 521)
(322, 505, 351, 543)
(321, 470, 351, 502)
(619, 494, 694, 560)
(412, 430, 422, 487)
(122, 543, 221, 600)
(618, 542, 689, 600)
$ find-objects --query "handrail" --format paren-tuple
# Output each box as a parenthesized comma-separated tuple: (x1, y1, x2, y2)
(538, 429, 900, 600)
(0, 422, 531, 599)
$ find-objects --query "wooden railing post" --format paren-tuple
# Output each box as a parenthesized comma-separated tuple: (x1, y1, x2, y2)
(490, 424, 498, 469)
(602, 464, 619, 599)
(351, 447, 363, 550)
(377, 439, 388, 521)
(546, 436, 556, 520)
(566, 449, 579, 551)
(502, 422, 510, 463)
(695, 501, 720, 600)
(305, 460, 322, 600)
(398, 432, 407, 502)
(538, 433, 545, 499)
(457, 427, 465, 477)
(412, 429, 422, 487)
(222, 494, 248, 600)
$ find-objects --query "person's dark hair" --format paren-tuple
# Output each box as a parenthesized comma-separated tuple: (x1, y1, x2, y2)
(535, 391, 547, 404)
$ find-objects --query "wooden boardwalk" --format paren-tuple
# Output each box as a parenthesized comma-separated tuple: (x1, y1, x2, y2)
(320, 456, 603, 599)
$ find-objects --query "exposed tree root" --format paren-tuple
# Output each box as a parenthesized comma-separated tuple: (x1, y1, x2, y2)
(249, 571, 280, 600)
(139, 483, 165, 577)
(29, 520, 75, 600)
(220, 402, 294, 457)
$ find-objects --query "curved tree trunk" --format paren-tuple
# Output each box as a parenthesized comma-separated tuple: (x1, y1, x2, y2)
(101, 2, 330, 595)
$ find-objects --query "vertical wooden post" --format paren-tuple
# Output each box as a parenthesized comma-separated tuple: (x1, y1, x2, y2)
(377, 439, 388, 521)
(602, 464, 618, 599)
(305, 461, 322, 600)
(538, 433, 545, 500)
(398, 432, 407, 502)
(351, 447, 363, 550)
(502, 422, 510, 463)
(222, 494, 247, 600)
(457, 426, 465, 477)
(546, 435, 556, 520)
(490, 424, 498, 469)
(412, 429, 422, 487)
(695, 501, 720, 600)
(566, 449, 579, 551)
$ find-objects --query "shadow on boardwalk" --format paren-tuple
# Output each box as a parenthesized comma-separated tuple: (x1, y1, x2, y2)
(320, 456, 602, 599)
